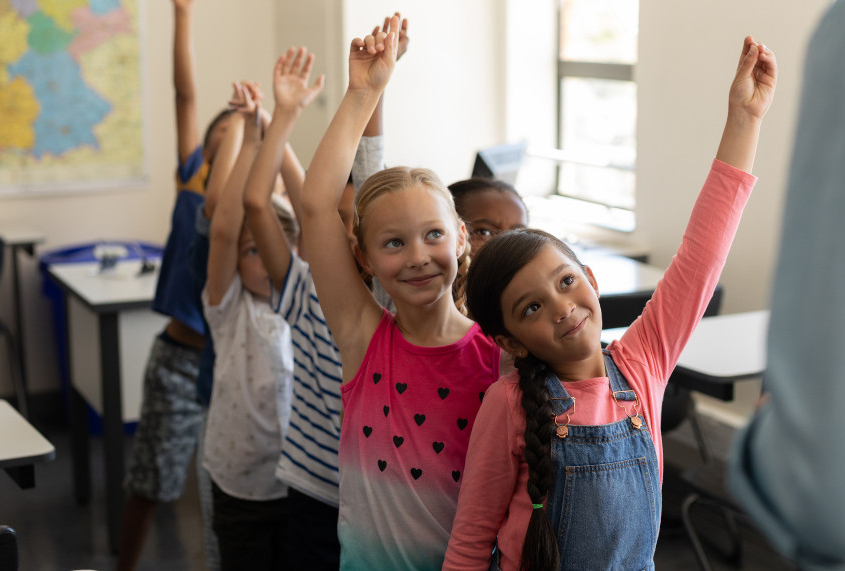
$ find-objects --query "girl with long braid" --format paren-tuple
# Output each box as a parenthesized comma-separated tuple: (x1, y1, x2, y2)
(443, 36, 777, 571)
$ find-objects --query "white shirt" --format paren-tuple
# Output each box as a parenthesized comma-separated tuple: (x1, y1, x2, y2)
(203, 275, 293, 500)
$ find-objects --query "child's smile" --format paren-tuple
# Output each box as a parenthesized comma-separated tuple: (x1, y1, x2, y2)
(358, 184, 465, 308)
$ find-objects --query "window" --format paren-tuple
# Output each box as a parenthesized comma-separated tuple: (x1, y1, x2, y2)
(553, 0, 638, 230)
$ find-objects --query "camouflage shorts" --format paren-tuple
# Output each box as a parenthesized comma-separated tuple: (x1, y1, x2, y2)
(124, 334, 204, 502)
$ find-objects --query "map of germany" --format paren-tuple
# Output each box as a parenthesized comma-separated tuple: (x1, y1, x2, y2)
(0, 0, 143, 193)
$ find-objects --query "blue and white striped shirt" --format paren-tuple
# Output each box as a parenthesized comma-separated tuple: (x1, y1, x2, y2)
(272, 254, 343, 506)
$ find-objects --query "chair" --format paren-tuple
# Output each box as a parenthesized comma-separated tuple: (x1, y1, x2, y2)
(0, 525, 19, 571)
(0, 238, 29, 418)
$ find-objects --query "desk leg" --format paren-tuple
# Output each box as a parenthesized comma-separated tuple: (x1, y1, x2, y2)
(70, 385, 91, 503)
(10, 245, 30, 419)
(100, 313, 125, 554)
(65, 287, 92, 504)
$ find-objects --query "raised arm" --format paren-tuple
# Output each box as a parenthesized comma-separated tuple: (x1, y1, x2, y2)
(243, 47, 324, 290)
(300, 15, 399, 375)
(715, 37, 777, 173)
(201, 83, 252, 219)
(361, 13, 408, 140)
(172, 0, 200, 163)
(206, 87, 261, 306)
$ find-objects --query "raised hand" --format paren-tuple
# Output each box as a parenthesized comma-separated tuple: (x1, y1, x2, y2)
(228, 80, 263, 115)
(372, 13, 409, 61)
(729, 36, 777, 121)
(274, 47, 326, 112)
(349, 13, 400, 93)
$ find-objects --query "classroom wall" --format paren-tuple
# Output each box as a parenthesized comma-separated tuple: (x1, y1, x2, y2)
(0, 0, 281, 396)
(0, 0, 833, 398)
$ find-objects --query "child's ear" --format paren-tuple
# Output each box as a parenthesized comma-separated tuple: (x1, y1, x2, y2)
(494, 334, 528, 360)
(353, 243, 373, 275)
(583, 265, 599, 297)
(456, 220, 467, 258)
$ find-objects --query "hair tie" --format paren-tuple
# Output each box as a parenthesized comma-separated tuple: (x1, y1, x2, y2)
(532, 503, 543, 510)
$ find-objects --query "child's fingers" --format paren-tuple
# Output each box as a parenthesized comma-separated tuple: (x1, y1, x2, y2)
(300, 52, 315, 79)
(281, 46, 296, 74)
(311, 74, 326, 95)
(351, 37, 365, 53)
(364, 34, 377, 54)
(374, 30, 388, 52)
(736, 42, 759, 80)
(291, 46, 306, 74)
(737, 35, 755, 70)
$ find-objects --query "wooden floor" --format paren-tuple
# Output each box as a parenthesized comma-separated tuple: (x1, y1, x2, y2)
(1, 394, 797, 570)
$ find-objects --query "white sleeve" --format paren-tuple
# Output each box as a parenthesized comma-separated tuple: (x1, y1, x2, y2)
(352, 135, 385, 195)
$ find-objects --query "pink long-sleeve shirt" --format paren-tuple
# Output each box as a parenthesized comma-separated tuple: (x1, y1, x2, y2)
(443, 159, 756, 571)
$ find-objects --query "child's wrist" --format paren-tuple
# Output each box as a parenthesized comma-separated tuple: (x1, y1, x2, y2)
(725, 108, 763, 131)
(345, 86, 383, 107)
(273, 102, 304, 118)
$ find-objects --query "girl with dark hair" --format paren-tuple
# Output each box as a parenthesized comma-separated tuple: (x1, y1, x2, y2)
(448, 178, 528, 255)
(444, 36, 777, 571)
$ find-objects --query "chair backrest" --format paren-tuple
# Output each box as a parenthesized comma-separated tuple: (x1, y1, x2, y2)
(0, 525, 19, 571)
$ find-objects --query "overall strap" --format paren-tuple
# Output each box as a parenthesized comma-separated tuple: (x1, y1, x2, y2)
(603, 351, 637, 402)
(545, 373, 575, 415)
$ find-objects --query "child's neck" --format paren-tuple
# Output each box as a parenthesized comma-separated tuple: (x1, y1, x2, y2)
(393, 296, 473, 348)
(549, 348, 607, 383)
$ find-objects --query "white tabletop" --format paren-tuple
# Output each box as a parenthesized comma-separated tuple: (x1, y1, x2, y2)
(580, 252, 664, 297)
(602, 310, 769, 380)
(48, 259, 161, 309)
(0, 400, 55, 467)
(0, 227, 45, 246)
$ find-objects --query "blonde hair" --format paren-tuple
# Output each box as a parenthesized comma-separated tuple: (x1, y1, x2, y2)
(354, 167, 471, 314)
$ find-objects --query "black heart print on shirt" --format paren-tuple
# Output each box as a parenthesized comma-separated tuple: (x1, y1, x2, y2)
(373, 373, 382, 384)
(363, 426, 373, 437)
(438, 388, 450, 399)
(457, 418, 468, 430)
(414, 414, 426, 426)
(393, 436, 404, 448)
(396, 383, 408, 394)
(411, 468, 422, 480)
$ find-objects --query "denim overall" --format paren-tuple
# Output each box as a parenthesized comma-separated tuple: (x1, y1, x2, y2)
(544, 352, 661, 570)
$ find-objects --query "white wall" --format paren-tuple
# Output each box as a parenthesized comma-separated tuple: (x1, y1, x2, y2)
(634, 0, 831, 313)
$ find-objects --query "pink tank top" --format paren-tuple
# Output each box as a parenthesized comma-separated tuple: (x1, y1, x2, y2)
(338, 309, 500, 570)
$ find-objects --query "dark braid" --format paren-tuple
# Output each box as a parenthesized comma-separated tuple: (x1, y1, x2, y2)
(516, 354, 560, 571)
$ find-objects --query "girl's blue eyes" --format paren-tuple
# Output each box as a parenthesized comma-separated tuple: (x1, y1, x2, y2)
(383, 230, 444, 248)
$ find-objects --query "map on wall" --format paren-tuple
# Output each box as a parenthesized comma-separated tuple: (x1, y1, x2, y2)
(0, 0, 144, 194)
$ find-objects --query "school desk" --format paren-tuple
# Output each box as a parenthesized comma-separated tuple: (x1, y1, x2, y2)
(0, 399, 55, 489)
(601, 310, 770, 400)
(47, 259, 166, 553)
